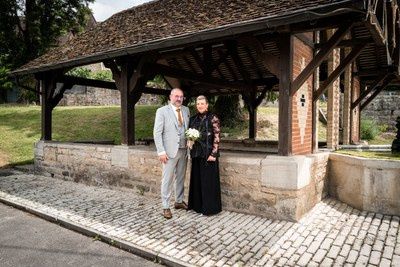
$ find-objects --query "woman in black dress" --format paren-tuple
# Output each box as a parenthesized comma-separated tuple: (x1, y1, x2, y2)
(188, 95, 222, 215)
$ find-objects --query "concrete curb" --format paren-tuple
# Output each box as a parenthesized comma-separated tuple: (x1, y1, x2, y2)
(0, 196, 193, 267)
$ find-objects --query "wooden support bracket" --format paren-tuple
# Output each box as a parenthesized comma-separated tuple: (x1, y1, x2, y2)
(291, 22, 354, 96)
(313, 43, 366, 101)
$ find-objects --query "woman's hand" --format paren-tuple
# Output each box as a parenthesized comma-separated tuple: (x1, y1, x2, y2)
(207, 155, 216, 162)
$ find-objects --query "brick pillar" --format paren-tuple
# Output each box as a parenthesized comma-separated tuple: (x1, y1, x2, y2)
(342, 53, 352, 145)
(326, 30, 341, 149)
(351, 76, 361, 143)
(312, 31, 320, 153)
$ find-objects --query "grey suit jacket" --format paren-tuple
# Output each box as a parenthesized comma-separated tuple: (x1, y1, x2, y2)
(153, 104, 190, 158)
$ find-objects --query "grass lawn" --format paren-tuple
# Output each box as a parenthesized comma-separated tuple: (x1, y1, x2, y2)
(335, 150, 400, 160)
(0, 105, 158, 167)
(2, 104, 384, 168)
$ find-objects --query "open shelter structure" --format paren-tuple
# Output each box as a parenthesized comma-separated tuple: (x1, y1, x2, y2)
(12, 0, 400, 220)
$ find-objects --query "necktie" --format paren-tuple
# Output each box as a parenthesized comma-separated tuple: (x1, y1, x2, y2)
(176, 108, 183, 126)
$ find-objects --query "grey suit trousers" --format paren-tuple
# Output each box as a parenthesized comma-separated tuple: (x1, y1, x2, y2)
(161, 148, 187, 209)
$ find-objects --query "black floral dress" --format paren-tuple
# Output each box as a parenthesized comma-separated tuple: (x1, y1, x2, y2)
(188, 112, 222, 215)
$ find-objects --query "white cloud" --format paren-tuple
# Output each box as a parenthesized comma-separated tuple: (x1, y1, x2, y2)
(89, 0, 152, 21)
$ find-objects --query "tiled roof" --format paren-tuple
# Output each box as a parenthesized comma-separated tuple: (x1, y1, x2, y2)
(15, 0, 360, 74)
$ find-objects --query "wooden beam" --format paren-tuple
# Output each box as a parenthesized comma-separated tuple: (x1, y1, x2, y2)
(39, 78, 56, 141)
(365, 13, 385, 46)
(314, 38, 374, 49)
(291, 22, 353, 96)
(129, 55, 156, 94)
(351, 73, 388, 109)
(149, 63, 251, 90)
(52, 82, 73, 108)
(103, 59, 121, 87)
(295, 33, 314, 48)
(119, 61, 135, 145)
(353, 69, 388, 77)
(278, 33, 293, 156)
(60, 75, 117, 89)
(313, 43, 366, 101)
(360, 74, 395, 110)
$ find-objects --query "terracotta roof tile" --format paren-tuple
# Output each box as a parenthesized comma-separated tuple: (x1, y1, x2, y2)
(16, 0, 357, 74)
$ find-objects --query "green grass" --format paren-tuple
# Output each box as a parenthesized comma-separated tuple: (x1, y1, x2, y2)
(0, 105, 159, 166)
(335, 150, 400, 160)
(3, 104, 391, 167)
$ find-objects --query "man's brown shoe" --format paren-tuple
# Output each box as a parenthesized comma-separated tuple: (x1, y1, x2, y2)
(163, 209, 172, 219)
(174, 201, 188, 210)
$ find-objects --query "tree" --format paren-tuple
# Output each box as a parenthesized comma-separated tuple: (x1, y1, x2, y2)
(0, 0, 94, 102)
(213, 95, 244, 127)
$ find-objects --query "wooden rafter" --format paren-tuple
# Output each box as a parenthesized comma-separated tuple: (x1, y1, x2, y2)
(238, 36, 280, 77)
(149, 63, 251, 90)
(351, 72, 388, 109)
(217, 50, 238, 81)
(315, 38, 374, 49)
(243, 47, 264, 79)
(226, 41, 252, 83)
(313, 43, 366, 101)
(291, 22, 354, 96)
(366, 11, 386, 45)
(360, 73, 395, 110)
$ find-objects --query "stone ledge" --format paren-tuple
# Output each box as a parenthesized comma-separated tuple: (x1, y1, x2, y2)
(329, 153, 400, 215)
(33, 142, 329, 221)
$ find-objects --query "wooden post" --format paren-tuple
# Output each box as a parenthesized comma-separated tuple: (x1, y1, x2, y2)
(248, 90, 257, 139)
(120, 61, 135, 145)
(112, 55, 155, 146)
(249, 107, 257, 139)
(40, 79, 53, 141)
(278, 33, 293, 156)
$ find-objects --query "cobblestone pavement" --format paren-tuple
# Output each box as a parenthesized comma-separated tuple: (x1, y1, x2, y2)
(0, 169, 399, 267)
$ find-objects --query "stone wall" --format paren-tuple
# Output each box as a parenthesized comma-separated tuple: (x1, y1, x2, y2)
(34, 141, 329, 221)
(59, 86, 161, 106)
(363, 90, 400, 129)
(329, 153, 400, 215)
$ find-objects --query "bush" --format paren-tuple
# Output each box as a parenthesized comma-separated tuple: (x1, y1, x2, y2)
(361, 118, 380, 140)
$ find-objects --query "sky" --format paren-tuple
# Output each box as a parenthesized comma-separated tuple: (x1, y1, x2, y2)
(89, 0, 152, 21)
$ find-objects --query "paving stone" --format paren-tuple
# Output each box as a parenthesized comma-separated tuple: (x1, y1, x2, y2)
(297, 252, 313, 266)
(346, 249, 359, 264)
(312, 249, 327, 263)
(0, 171, 399, 267)
(327, 245, 341, 258)
(370, 251, 382, 265)
(379, 258, 391, 267)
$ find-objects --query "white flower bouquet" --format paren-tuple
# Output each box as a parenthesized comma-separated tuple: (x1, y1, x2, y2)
(185, 128, 200, 149)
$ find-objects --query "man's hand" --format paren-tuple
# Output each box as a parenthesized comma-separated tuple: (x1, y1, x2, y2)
(159, 154, 169, 163)
(207, 155, 216, 162)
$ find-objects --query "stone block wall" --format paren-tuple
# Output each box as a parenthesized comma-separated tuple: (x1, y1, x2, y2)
(329, 153, 400, 215)
(34, 141, 330, 221)
(363, 90, 400, 129)
(59, 86, 160, 106)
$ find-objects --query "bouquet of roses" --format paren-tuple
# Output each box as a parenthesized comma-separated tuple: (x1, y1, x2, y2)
(185, 128, 200, 149)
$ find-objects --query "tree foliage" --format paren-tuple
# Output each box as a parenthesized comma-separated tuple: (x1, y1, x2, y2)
(214, 95, 244, 127)
(0, 0, 94, 102)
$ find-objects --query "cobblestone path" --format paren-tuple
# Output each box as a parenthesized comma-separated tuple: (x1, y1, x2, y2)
(0, 169, 399, 266)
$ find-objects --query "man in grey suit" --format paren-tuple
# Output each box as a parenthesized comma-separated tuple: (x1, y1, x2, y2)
(153, 88, 190, 219)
